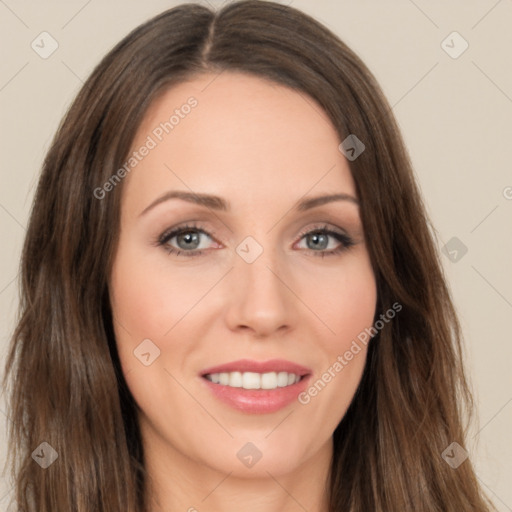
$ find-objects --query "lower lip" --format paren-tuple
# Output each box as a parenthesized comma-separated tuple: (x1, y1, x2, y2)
(201, 375, 311, 414)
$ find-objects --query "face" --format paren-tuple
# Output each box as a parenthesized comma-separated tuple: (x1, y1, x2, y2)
(109, 71, 377, 481)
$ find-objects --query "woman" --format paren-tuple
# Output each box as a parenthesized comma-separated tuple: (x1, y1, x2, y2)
(2, 1, 497, 510)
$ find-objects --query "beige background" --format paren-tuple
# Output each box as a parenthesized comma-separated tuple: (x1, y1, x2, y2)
(1, 0, 511, 509)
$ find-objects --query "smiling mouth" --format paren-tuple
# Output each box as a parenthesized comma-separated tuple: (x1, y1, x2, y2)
(203, 371, 305, 390)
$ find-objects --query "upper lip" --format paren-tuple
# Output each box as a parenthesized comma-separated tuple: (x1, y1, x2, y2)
(200, 358, 312, 377)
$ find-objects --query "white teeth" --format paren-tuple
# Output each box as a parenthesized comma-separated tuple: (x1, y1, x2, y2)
(261, 372, 277, 389)
(242, 372, 260, 389)
(229, 371, 243, 387)
(219, 372, 230, 385)
(276, 371, 289, 387)
(205, 371, 302, 390)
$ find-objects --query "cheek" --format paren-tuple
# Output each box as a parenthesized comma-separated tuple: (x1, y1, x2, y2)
(297, 273, 375, 433)
(304, 251, 377, 352)
(108, 243, 177, 380)
(108, 239, 225, 392)
(109, 243, 208, 339)
(299, 252, 376, 407)
(330, 274, 377, 349)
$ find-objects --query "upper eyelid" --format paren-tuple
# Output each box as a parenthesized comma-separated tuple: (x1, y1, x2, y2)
(158, 223, 215, 243)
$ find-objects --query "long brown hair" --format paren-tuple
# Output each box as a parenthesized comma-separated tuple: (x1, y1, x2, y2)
(2, 1, 496, 510)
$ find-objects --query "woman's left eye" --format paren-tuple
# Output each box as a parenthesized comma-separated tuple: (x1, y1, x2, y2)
(156, 223, 354, 258)
(295, 226, 354, 257)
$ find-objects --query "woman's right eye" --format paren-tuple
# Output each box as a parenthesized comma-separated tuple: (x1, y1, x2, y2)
(157, 224, 216, 257)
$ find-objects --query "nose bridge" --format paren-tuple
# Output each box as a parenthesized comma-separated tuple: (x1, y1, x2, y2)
(236, 234, 286, 297)
(225, 233, 293, 334)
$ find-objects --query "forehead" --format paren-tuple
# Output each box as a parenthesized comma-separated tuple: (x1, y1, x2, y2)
(123, 71, 356, 213)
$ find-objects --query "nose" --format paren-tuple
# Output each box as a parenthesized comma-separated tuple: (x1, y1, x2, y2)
(224, 242, 294, 338)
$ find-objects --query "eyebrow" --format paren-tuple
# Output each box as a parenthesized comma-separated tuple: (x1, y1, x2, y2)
(138, 190, 359, 217)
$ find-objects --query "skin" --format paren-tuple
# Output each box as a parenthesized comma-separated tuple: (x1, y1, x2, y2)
(109, 71, 377, 512)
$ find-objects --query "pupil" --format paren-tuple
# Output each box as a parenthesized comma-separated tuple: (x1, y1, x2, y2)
(309, 233, 327, 250)
(179, 231, 199, 249)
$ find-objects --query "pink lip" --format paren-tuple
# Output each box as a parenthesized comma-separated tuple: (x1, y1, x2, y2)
(199, 359, 312, 414)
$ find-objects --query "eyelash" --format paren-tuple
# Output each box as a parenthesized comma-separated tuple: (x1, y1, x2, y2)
(155, 222, 355, 258)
